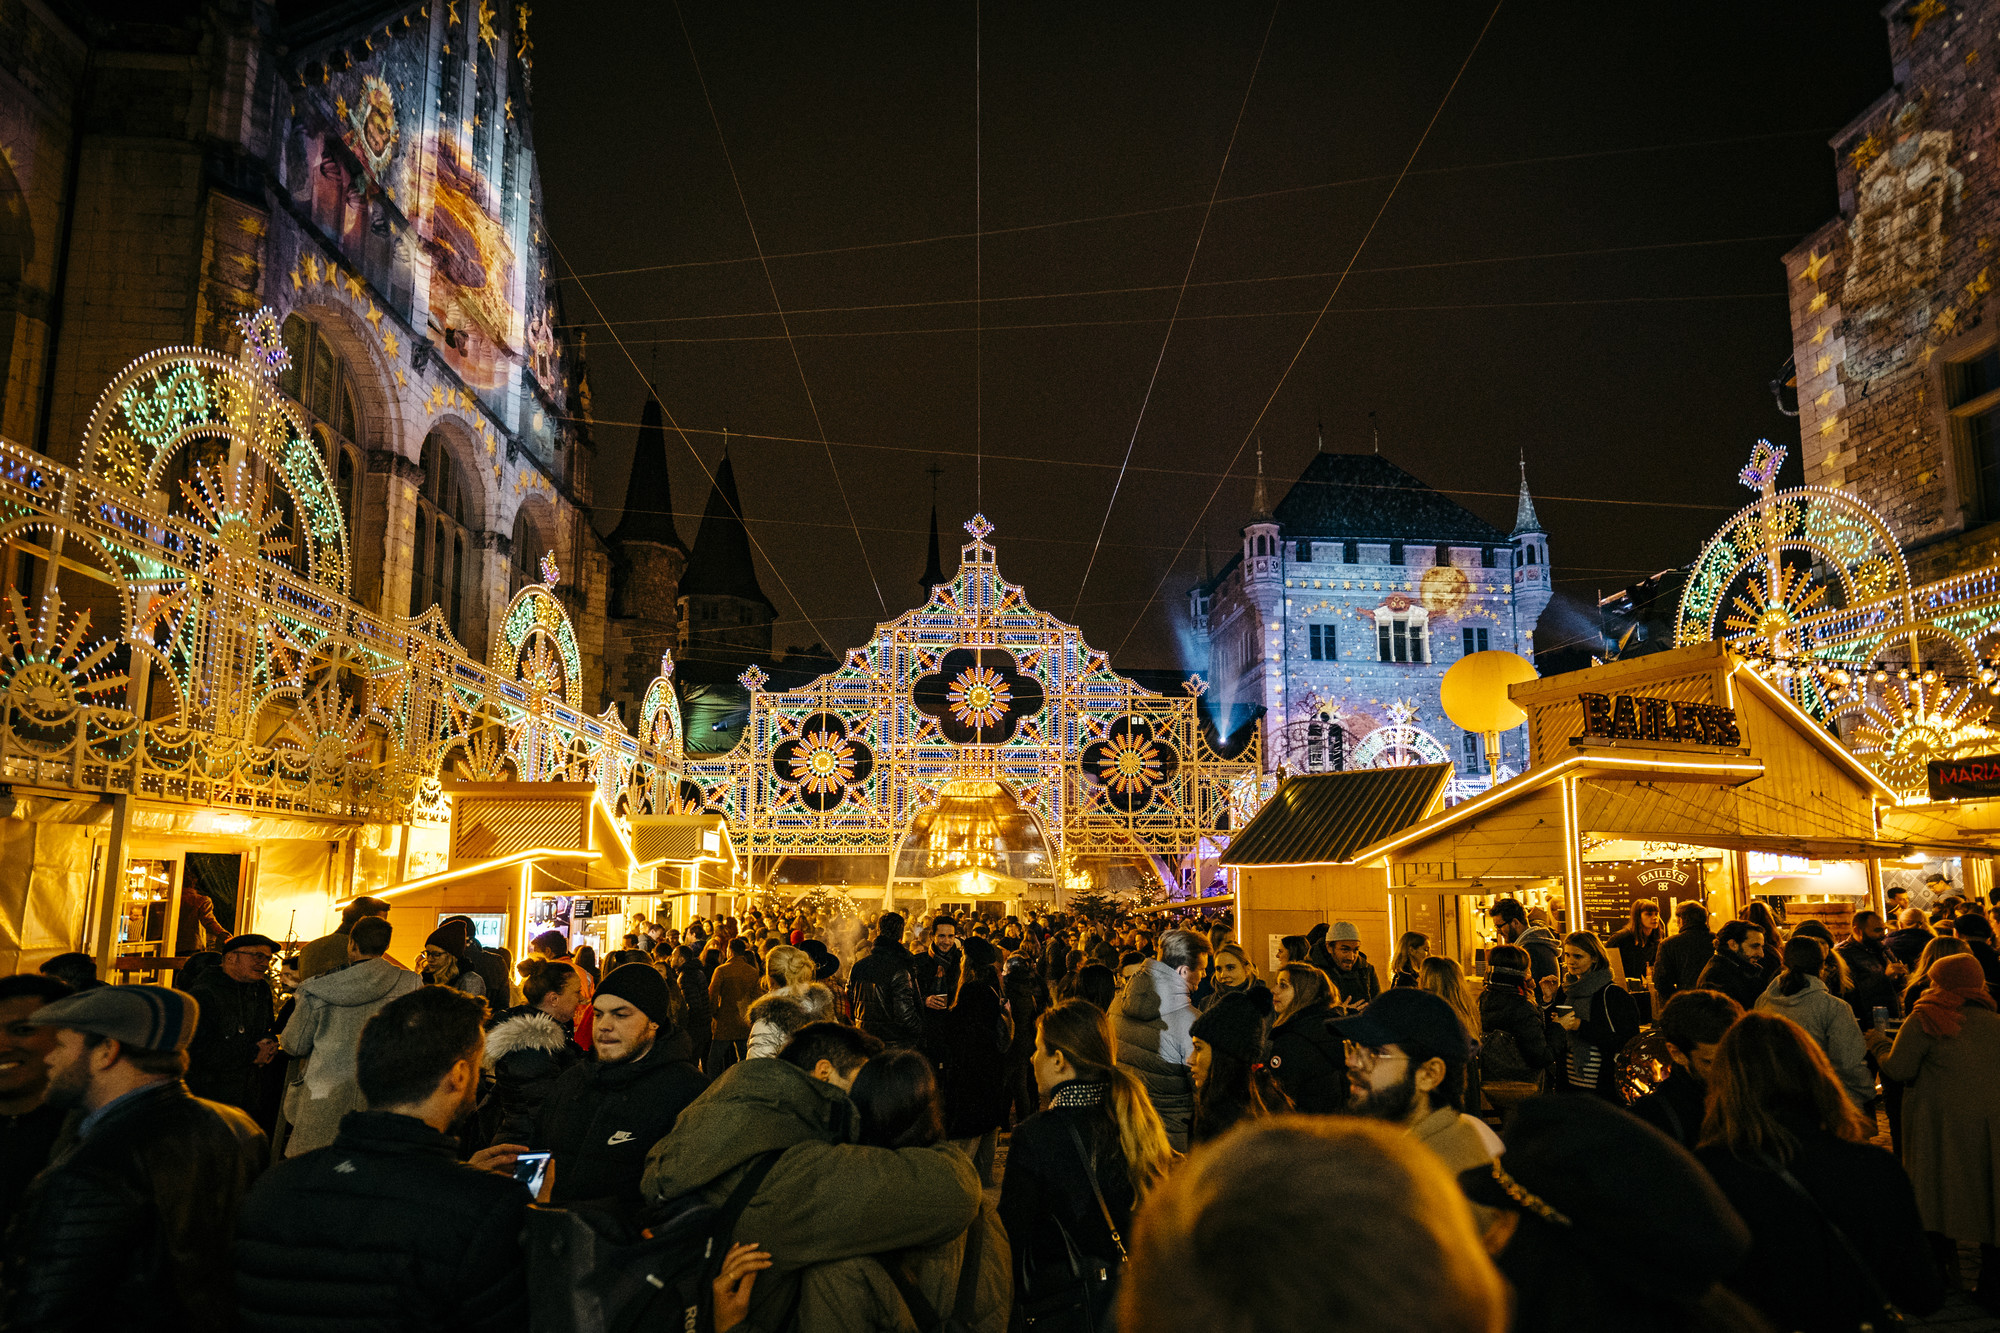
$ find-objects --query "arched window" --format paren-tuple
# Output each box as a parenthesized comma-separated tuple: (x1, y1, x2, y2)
(511, 507, 543, 598)
(413, 433, 473, 641)
(278, 315, 364, 543)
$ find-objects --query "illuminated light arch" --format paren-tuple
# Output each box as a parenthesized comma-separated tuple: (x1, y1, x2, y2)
(494, 582, 582, 711)
(1349, 719, 1452, 769)
(78, 342, 351, 595)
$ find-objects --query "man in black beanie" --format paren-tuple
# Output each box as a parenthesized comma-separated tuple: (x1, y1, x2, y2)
(528, 963, 707, 1210)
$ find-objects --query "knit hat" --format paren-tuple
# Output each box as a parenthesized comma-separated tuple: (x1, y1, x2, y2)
(1328, 921, 1361, 943)
(1191, 986, 1275, 1064)
(960, 936, 1000, 974)
(1460, 1095, 1748, 1304)
(595, 962, 674, 1026)
(28, 984, 199, 1052)
(424, 926, 465, 954)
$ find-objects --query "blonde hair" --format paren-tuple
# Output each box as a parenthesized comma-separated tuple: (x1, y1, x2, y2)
(1214, 942, 1256, 979)
(1038, 1000, 1175, 1197)
(764, 944, 815, 993)
(1418, 955, 1480, 1039)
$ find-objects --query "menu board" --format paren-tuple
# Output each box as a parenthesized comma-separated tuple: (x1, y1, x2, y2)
(1581, 860, 1707, 940)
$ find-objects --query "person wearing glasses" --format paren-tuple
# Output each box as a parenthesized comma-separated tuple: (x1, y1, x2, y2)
(185, 933, 281, 1117)
(1330, 988, 1499, 1175)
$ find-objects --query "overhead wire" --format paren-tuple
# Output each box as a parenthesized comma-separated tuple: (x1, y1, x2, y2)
(974, 0, 982, 510)
(671, 0, 888, 616)
(1113, 0, 1510, 660)
(1072, 0, 1281, 619)
(553, 126, 1837, 282)
(548, 232, 837, 655)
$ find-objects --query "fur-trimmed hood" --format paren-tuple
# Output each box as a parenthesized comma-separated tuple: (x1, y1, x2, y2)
(483, 1009, 571, 1068)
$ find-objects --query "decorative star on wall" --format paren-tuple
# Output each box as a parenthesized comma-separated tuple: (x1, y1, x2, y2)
(1800, 250, 1831, 283)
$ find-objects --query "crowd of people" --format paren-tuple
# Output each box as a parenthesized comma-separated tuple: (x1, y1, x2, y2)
(0, 883, 1996, 1332)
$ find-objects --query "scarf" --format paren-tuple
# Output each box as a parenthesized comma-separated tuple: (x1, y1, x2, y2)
(1912, 953, 1997, 1038)
(1559, 966, 1615, 1088)
(1487, 963, 1533, 1000)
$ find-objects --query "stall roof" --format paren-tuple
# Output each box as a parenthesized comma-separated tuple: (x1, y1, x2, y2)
(1221, 765, 1451, 867)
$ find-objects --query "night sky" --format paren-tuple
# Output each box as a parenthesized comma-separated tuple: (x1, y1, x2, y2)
(534, 0, 1891, 672)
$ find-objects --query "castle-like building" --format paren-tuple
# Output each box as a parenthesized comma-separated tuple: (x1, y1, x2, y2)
(1190, 442, 1552, 782)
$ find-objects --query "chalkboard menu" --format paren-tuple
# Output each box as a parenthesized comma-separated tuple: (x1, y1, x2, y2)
(1582, 860, 1708, 939)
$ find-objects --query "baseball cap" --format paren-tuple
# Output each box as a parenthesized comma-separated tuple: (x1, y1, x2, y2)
(1327, 988, 1470, 1071)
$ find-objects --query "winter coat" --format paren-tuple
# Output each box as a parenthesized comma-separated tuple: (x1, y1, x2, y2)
(1696, 946, 1770, 1013)
(1755, 975, 1874, 1111)
(1108, 959, 1199, 1150)
(187, 970, 278, 1110)
(851, 938, 925, 1049)
(673, 960, 713, 1051)
(1551, 975, 1639, 1097)
(913, 947, 963, 1059)
(1880, 1004, 2000, 1244)
(791, 1199, 1010, 1333)
(943, 982, 1013, 1138)
(1605, 926, 1661, 979)
(2, 1081, 265, 1333)
(482, 1006, 584, 1146)
(1266, 999, 1347, 1113)
(533, 1027, 708, 1208)
(708, 956, 763, 1042)
(279, 956, 423, 1155)
(461, 941, 513, 1008)
(1513, 926, 1563, 985)
(1477, 984, 1553, 1079)
(998, 1093, 1138, 1306)
(297, 928, 354, 981)
(234, 1110, 529, 1333)
(1629, 1066, 1706, 1148)
(1322, 957, 1381, 1007)
(1884, 927, 1931, 969)
(1409, 1105, 1494, 1176)
(1653, 927, 1715, 1003)
(1836, 937, 1902, 1021)
(1698, 1127, 1943, 1331)
(641, 1056, 986, 1333)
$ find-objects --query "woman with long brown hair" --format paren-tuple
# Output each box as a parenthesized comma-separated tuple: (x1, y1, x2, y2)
(1544, 930, 1638, 1099)
(1696, 1011, 1942, 1331)
(1419, 955, 1482, 1112)
(1266, 962, 1346, 1113)
(999, 1000, 1173, 1330)
(1390, 932, 1430, 989)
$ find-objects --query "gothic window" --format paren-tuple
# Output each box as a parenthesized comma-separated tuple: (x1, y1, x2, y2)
(1482, 546, 1497, 569)
(1309, 624, 1335, 661)
(1376, 613, 1428, 664)
(1523, 543, 1540, 565)
(1461, 732, 1485, 775)
(1462, 626, 1490, 656)
(277, 315, 364, 556)
(414, 433, 473, 641)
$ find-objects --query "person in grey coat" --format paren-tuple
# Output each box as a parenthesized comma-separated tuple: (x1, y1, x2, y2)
(1107, 929, 1211, 1151)
(1755, 936, 1876, 1112)
(279, 917, 422, 1155)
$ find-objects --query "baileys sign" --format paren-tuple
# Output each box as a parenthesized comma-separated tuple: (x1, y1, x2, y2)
(1575, 692, 1741, 748)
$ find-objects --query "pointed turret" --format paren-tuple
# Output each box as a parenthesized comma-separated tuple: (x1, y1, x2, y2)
(608, 395, 685, 549)
(919, 504, 946, 593)
(679, 452, 773, 612)
(1251, 440, 1273, 519)
(1511, 452, 1545, 537)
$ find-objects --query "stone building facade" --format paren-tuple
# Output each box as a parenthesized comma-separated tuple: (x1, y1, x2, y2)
(1190, 443, 1552, 783)
(1785, 0, 2000, 583)
(0, 0, 610, 701)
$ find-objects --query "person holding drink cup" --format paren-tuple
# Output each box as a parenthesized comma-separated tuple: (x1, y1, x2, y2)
(1541, 931, 1638, 1101)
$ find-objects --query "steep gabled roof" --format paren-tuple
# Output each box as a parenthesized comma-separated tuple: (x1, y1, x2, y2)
(679, 454, 774, 612)
(1272, 453, 1507, 544)
(607, 396, 686, 550)
(1221, 764, 1451, 865)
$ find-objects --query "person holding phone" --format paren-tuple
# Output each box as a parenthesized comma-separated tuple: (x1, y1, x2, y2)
(1543, 932, 1638, 1101)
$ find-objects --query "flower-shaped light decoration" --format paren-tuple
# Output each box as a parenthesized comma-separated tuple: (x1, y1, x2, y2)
(913, 646, 1044, 745)
(738, 663, 769, 693)
(1082, 715, 1180, 813)
(771, 711, 875, 812)
(1738, 438, 1787, 493)
(964, 513, 995, 540)
(236, 306, 289, 380)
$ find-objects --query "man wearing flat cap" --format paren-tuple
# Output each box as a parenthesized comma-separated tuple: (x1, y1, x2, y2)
(187, 933, 281, 1115)
(1, 984, 265, 1330)
(528, 962, 707, 1208)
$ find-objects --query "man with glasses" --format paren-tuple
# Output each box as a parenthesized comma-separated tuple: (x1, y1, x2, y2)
(1330, 988, 1496, 1175)
(187, 933, 281, 1117)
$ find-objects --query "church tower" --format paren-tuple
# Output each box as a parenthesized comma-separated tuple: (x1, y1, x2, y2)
(1510, 455, 1553, 655)
(677, 450, 776, 680)
(603, 394, 687, 715)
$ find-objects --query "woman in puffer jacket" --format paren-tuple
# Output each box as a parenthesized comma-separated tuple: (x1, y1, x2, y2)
(480, 960, 586, 1145)
(1755, 936, 1876, 1112)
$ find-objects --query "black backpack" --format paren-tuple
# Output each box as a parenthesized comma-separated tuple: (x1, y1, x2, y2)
(526, 1149, 785, 1333)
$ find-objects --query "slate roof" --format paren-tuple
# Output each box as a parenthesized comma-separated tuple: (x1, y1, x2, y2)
(607, 396, 686, 550)
(1220, 764, 1451, 865)
(679, 454, 775, 612)
(1272, 453, 1509, 544)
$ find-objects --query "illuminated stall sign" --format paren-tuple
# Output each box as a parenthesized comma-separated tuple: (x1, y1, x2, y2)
(1928, 754, 2000, 800)
(1576, 693, 1741, 747)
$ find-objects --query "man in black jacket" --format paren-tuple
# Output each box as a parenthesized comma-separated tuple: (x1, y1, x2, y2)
(186, 933, 280, 1112)
(1652, 902, 1715, 1006)
(849, 912, 925, 1049)
(6, 984, 266, 1332)
(533, 963, 707, 1209)
(911, 916, 963, 1064)
(235, 985, 528, 1333)
(1694, 920, 1769, 1013)
(1629, 989, 1741, 1147)
(1836, 910, 1907, 1021)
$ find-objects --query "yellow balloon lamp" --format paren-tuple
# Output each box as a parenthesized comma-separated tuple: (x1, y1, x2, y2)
(1440, 650, 1537, 781)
